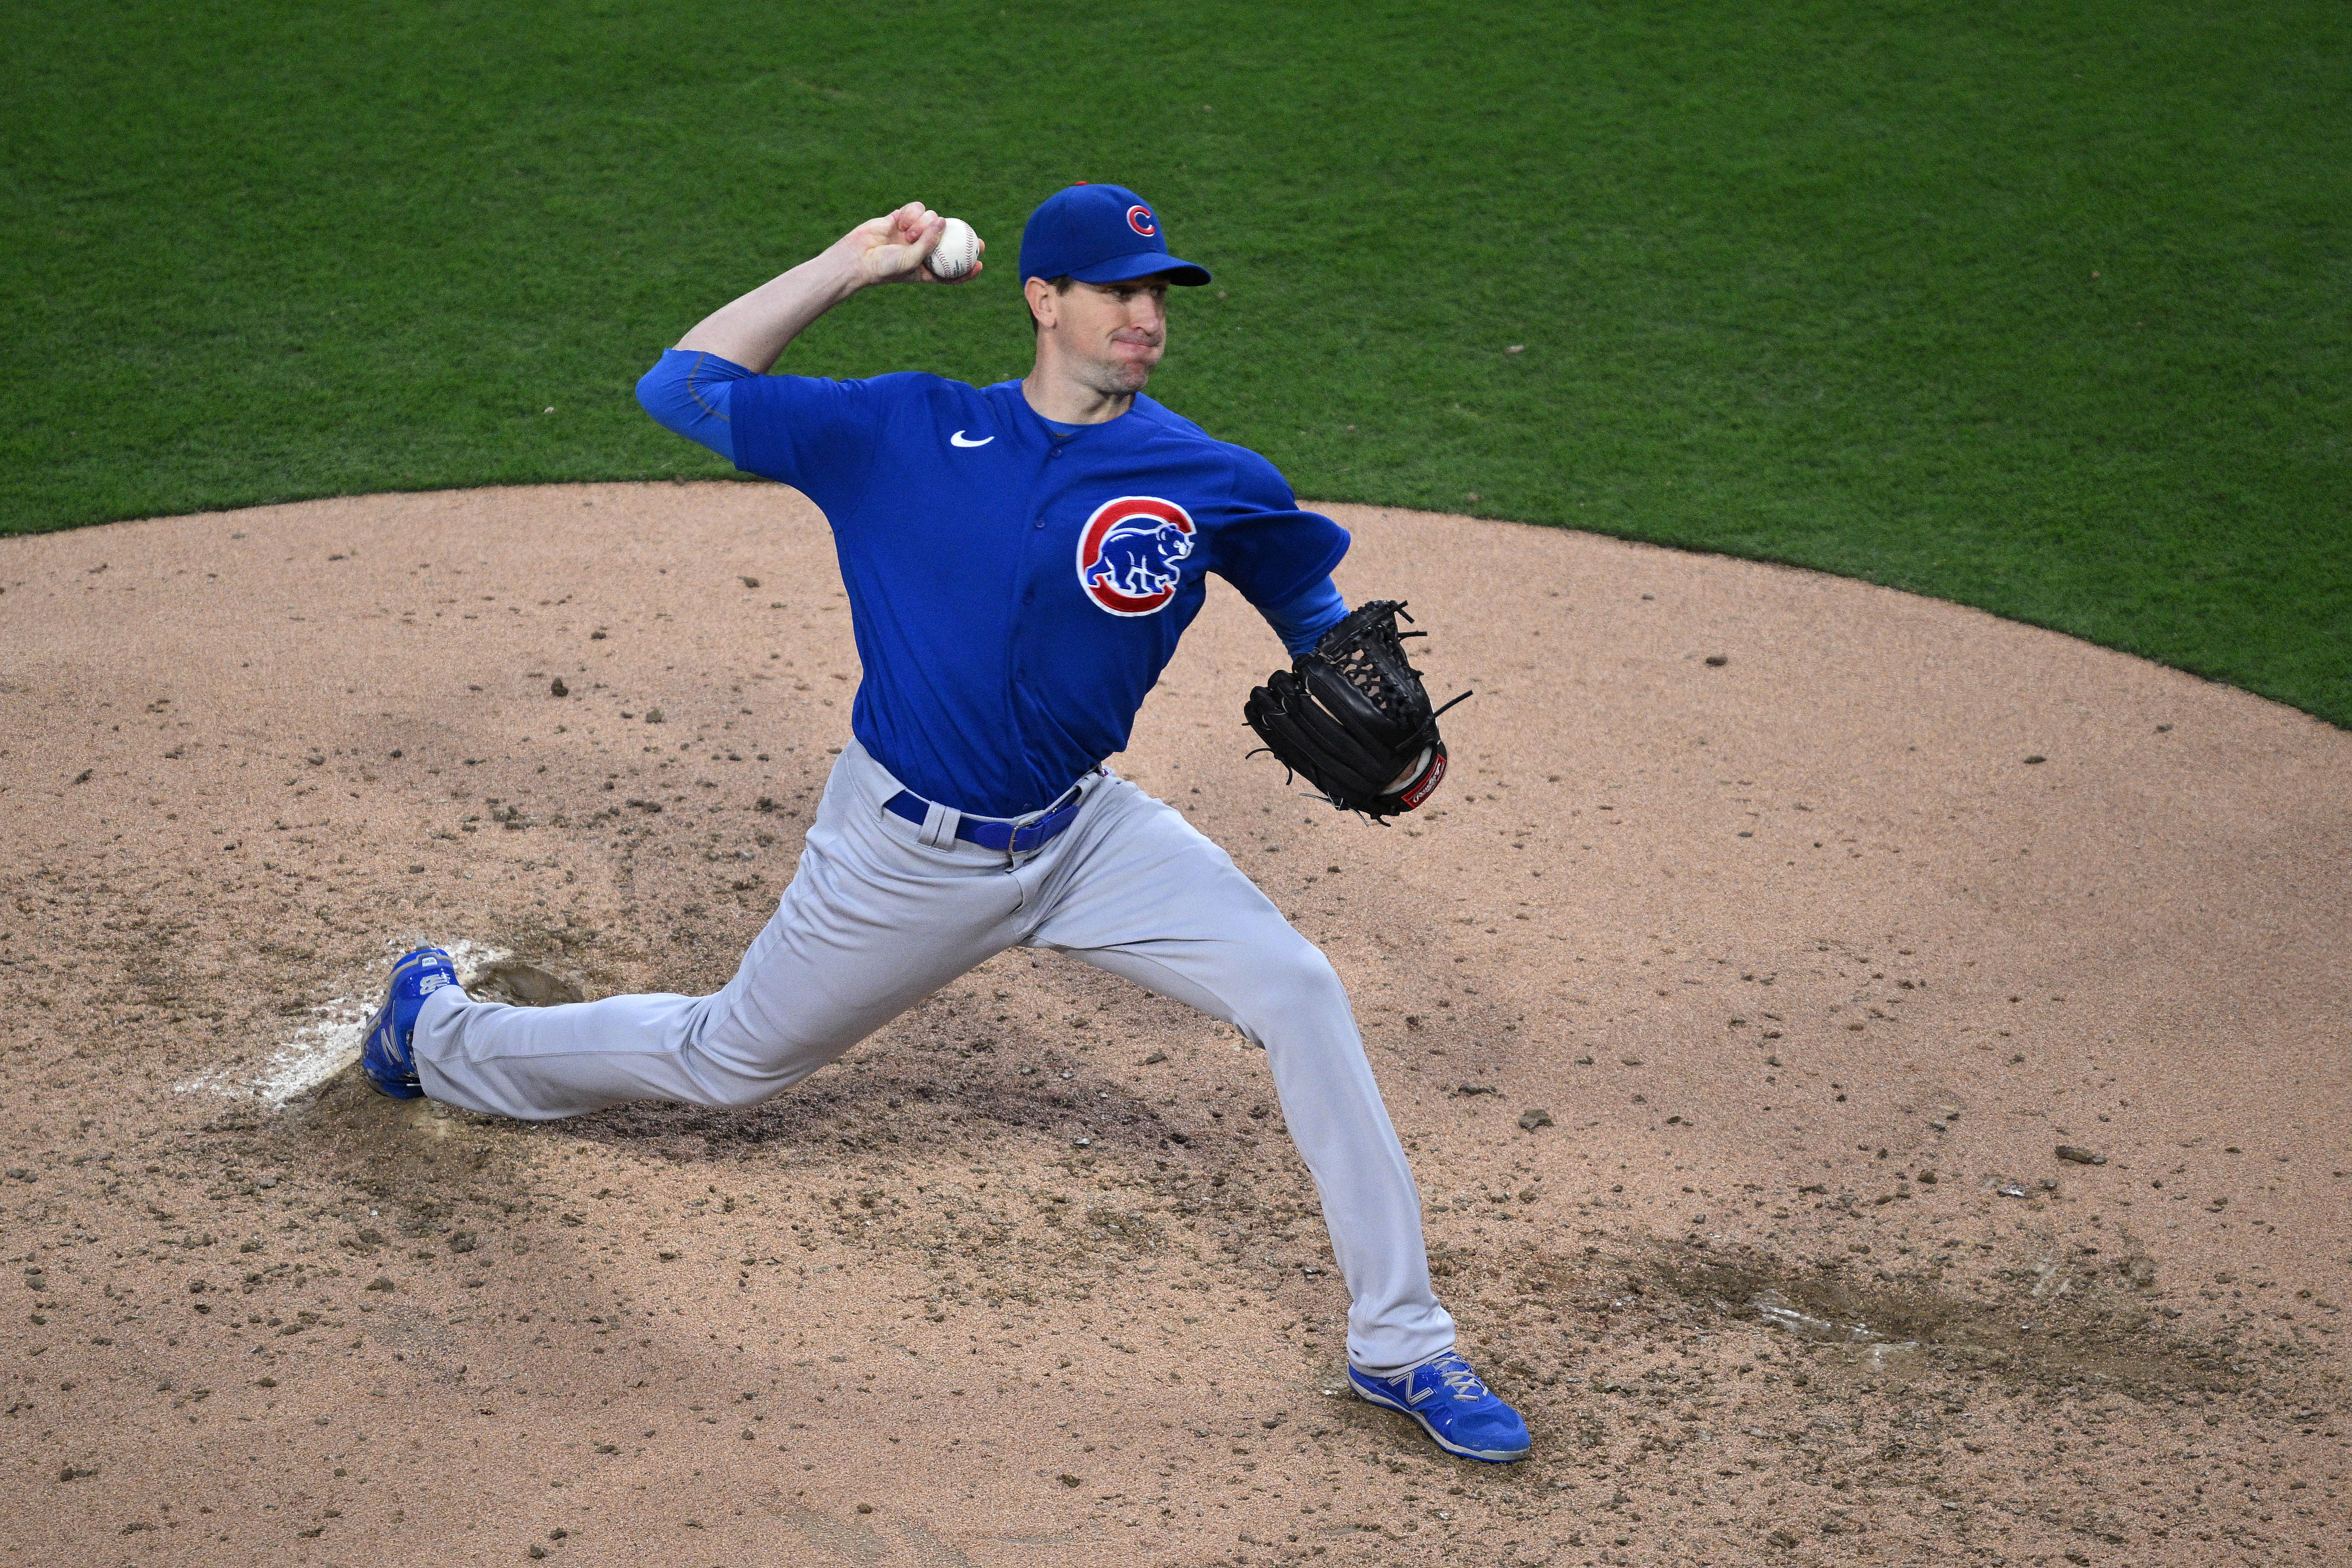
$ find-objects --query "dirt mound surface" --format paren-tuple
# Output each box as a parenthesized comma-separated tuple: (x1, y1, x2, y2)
(2, 482, 2346, 1566)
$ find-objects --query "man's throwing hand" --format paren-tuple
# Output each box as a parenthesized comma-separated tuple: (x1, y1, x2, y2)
(837, 202, 985, 287)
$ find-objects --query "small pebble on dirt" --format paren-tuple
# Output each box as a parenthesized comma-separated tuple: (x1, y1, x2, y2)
(550, 677, 567, 697)
(1704, 654, 1727, 667)
(1519, 1108, 1554, 1131)
(2056, 1145, 2106, 1165)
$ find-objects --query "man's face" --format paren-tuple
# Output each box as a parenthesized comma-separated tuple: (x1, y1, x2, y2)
(1040, 276, 1171, 394)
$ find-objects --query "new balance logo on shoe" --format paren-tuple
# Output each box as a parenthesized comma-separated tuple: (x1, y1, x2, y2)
(1348, 1351, 1531, 1463)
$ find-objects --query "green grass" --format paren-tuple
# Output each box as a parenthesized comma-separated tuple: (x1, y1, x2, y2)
(7, 0, 2346, 722)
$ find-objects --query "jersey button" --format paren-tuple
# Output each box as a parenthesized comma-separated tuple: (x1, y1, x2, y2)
(1033, 517, 1046, 530)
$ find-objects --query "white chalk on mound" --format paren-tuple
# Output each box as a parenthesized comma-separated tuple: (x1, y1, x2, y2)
(174, 938, 510, 1107)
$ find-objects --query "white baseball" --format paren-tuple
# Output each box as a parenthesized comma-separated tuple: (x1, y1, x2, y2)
(929, 216, 981, 281)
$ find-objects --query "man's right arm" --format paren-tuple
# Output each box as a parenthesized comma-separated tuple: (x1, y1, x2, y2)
(671, 201, 979, 372)
(639, 202, 982, 498)
(636, 349, 755, 465)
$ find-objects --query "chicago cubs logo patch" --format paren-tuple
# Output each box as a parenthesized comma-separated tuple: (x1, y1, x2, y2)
(1126, 204, 1157, 237)
(1076, 496, 1195, 616)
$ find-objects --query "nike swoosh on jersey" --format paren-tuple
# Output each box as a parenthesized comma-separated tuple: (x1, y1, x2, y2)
(950, 430, 995, 447)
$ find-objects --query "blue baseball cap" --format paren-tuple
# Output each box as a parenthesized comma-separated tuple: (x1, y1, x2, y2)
(1019, 183, 1212, 287)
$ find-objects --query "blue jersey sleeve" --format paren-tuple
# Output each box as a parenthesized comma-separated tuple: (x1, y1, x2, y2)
(1210, 447, 1351, 616)
(1260, 575, 1350, 658)
(727, 373, 894, 518)
(635, 349, 754, 464)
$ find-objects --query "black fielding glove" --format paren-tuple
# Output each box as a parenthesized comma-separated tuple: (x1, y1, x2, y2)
(1243, 600, 1471, 821)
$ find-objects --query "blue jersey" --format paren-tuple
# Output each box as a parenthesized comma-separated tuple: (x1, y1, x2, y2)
(722, 371, 1350, 818)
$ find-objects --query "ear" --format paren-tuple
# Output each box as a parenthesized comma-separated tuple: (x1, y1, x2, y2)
(1025, 276, 1058, 331)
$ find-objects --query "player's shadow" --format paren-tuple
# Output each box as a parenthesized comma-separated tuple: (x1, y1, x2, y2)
(552, 1030, 1219, 1175)
(428, 951, 1271, 1190)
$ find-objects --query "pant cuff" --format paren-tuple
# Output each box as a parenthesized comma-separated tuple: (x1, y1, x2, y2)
(1350, 1341, 1458, 1379)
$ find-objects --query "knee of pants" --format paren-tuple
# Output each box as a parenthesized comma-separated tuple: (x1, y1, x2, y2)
(688, 1067, 789, 1110)
(676, 1036, 842, 1110)
(1237, 939, 1351, 1028)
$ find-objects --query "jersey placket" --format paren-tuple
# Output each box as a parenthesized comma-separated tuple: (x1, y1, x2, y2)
(1004, 433, 1082, 814)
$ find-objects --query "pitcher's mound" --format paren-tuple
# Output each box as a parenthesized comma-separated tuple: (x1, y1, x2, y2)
(2, 482, 2344, 1568)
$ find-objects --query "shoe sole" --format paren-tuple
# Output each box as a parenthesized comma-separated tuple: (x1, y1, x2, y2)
(360, 1066, 423, 1099)
(1350, 1377, 1531, 1463)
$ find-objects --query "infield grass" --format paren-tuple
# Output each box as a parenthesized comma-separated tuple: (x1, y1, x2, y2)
(6, 1, 2346, 722)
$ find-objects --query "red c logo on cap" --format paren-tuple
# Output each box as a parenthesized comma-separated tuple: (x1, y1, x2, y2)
(1127, 205, 1157, 237)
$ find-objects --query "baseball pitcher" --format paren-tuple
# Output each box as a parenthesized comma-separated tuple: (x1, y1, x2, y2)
(358, 185, 1525, 1462)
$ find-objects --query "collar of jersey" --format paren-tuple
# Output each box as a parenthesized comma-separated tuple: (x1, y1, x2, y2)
(990, 381, 1172, 443)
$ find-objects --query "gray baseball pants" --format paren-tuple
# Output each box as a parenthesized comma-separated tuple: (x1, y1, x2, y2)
(412, 738, 1455, 1373)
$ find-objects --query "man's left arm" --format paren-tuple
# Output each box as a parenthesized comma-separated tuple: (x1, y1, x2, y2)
(1260, 576, 1350, 659)
(1218, 450, 1466, 817)
(1211, 449, 1353, 655)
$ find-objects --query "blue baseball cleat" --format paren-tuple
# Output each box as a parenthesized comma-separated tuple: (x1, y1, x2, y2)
(1349, 1349, 1532, 1463)
(358, 946, 460, 1099)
